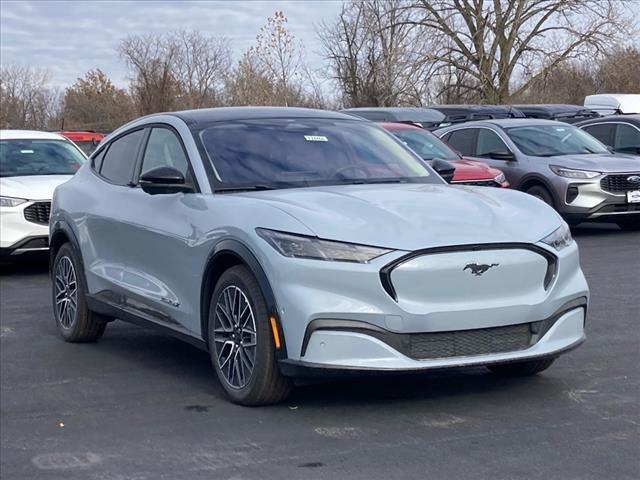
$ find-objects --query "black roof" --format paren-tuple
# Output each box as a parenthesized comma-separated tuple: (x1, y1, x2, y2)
(169, 106, 362, 125)
(575, 114, 640, 128)
(427, 104, 525, 123)
(341, 107, 446, 123)
(513, 104, 600, 123)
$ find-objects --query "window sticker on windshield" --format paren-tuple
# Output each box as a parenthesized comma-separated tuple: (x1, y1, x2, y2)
(20, 150, 35, 154)
(304, 135, 328, 142)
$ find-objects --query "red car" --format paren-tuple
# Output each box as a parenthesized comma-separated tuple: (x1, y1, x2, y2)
(59, 131, 105, 156)
(380, 122, 509, 187)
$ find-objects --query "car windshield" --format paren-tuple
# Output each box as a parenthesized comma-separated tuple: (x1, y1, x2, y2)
(389, 128, 460, 161)
(504, 124, 609, 156)
(196, 118, 440, 190)
(0, 139, 86, 177)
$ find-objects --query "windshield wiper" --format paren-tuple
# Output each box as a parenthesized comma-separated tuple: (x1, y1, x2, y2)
(341, 178, 410, 185)
(214, 184, 277, 193)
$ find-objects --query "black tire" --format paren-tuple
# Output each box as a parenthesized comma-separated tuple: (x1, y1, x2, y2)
(208, 265, 291, 405)
(526, 184, 555, 208)
(616, 218, 640, 231)
(487, 358, 555, 377)
(52, 243, 108, 342)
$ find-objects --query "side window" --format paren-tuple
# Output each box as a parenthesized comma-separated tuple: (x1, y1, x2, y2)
(446, 129, 476, 156)
(583, 124, 614, 147)
(140, 127, 190, 179)
(100, 129, 145, 185)
(613, 124, 640, 154)
(476, 129, 509, 157)
(92, 148, 106, 172)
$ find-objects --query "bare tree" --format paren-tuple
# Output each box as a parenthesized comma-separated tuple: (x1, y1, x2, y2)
(171, 31, 232, 109)
(61, 69, 135, 131)
(226, 49, 278, 106)
(252, 11, 306, 106)
(0, 65, 59, 129)
(228, 11, 323, 107)
(119, 34, 180, 115)
(406, 0, 634, 104)
(318, 0, 434, 107)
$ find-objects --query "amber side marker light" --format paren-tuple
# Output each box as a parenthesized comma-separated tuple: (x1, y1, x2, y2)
(269, 316, 281, 349)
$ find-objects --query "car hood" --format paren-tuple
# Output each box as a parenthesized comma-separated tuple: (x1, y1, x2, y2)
(242, 184, 562, 251)
(452, 159, 499, 180)
(543, 154, 640, 173)
(0, 175, 73, 200)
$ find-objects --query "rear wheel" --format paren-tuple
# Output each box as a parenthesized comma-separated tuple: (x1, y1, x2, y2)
(52, 243, 109, 342)
(525, 184, 555, 208)
(487, 358, 555, 376)
(616, 218, 640, 231)
(208, 265, 291, 405)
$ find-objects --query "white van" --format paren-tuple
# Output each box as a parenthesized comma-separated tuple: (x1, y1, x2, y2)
(583, 94, 640, 115)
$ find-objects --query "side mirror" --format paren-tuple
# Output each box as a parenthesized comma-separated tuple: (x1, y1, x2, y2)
(431, 158, 456, 183)
(489, 150, 516, 161)
(139, 166, 193, 194)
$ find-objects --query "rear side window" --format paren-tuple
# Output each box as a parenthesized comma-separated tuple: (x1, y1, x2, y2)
(614, 124, 640, 154)
(476, 129, 509, 157)
(446, 129, 476, 156)
(583, 124, 614, 147)
(99, 129, 145, 185)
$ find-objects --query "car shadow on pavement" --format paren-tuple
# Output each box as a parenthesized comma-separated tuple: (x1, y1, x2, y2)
(570, 222, 625, 237)
(0, 253, 49, 276)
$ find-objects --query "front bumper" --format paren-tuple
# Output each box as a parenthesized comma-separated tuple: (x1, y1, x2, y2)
(266, 240, 589, 374)
(0, 201, 50, 254)
(556, 173, 640, 223)
(280, 300, 585, 375)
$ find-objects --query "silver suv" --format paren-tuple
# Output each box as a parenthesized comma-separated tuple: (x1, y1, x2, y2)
(435, 119, 640, 230)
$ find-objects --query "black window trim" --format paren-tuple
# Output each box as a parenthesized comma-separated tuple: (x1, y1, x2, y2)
(133, 122, 201, 193)
(90, 126, 148, 187)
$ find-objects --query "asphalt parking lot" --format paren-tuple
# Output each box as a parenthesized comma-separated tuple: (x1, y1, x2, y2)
(1, 225, 639, 480)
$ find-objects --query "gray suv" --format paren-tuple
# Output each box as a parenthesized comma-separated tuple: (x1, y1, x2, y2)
(435, 119, 640, 230)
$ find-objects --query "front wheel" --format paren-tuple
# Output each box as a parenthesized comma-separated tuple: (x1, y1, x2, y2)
(208, 265, 291, 405)
(525, 185, 555, 208)
(487, 358, 555, 376)
(52, 243, 109, 342)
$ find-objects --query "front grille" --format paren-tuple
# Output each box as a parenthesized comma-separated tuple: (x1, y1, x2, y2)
(23, 202, 51, 225)
(409, 323, 534, 360)
(453, 180, 500, 187)
(600, 174, 640, 193)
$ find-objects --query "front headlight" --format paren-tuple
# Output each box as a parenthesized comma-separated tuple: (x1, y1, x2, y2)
(541, 222, 573, 251)
(550, 165, 600, 179)
(493, 172, 506, 184)
(0, 196, 28, 207)
(256, 228, 393, 263)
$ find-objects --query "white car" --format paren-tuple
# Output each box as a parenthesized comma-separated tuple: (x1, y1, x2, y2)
(583, 94, 640, 116)
(1, 130, 86, 258)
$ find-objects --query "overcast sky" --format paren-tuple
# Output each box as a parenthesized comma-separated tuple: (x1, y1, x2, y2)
(0, 0, 344, 87)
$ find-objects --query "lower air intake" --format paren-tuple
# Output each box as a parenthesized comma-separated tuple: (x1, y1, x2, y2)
(409, 323, 532, 359)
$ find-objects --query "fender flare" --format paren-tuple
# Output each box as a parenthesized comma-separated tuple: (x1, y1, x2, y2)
(200, 239, 288, 359)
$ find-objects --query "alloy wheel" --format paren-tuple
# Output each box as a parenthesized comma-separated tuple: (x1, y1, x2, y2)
(213, 285, 257, 389)
(54, 256, 78, 329)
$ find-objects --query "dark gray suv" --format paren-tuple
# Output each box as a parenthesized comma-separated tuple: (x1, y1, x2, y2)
(435, 119, 640, 230)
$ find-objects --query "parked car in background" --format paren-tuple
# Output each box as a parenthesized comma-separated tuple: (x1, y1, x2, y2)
(435, 119, 640, 230)
(381, 122, 508, 187)
(513, 104, 600, 124)
(0, 130, 86, 258)
(49, 107, 589, 405)
(59, 130, 105, 156)
(583, 94, 640, 116)
(576, 115, 640, 156)
(341, 107, 446, 129)
(428, 104, 525, 126)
